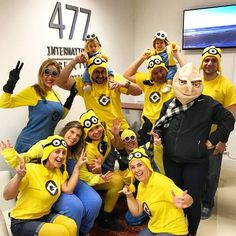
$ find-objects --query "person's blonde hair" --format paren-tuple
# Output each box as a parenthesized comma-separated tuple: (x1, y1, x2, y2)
(33, 59, 61, 98)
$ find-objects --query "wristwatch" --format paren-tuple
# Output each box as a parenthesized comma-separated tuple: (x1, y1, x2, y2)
(124, 80, 131, 89)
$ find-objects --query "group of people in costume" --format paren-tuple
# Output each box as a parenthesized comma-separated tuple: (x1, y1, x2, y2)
(0, 30, 236, 236)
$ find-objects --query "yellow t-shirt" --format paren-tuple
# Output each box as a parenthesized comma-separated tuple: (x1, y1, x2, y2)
(79, 130, 113, 186)
(75, 73, 129, 130)
(136, 72, 174, 125)
(137, 172, 188, 235)
(11, 163, 67, 219)
(203, 74, 236, 132)
(0, 86, 62, 107)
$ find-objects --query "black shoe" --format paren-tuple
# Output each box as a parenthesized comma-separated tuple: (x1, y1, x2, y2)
(79, 231, 90, 236)
(201, 207, 212, 220)
(98, 211, 123, 231)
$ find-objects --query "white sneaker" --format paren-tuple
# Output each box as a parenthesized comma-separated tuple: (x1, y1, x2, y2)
(162, 84, 171, 93)
(83, 84, 92, 91)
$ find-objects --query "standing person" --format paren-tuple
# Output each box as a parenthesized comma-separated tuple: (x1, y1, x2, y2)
(0, 135, 87, 236)
(0, 59, 77, 152)
(56, 54, 142, 131)
(198, 46, 236, 219)
(173, 45, 236, 220)
(1, 121, 102, 236)
(153, 63, 235, 236)
(123, 52, 174, 144)
(79, 109, 124, 231)
(81, 33, 114, 91)
(119, 147, 193, 236)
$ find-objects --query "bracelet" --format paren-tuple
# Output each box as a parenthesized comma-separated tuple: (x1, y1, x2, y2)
(124, 80, 131, 89)
(126, 194, 133, 198)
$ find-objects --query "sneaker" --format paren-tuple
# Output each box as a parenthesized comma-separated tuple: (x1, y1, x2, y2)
(98, 211, 123, 231)
(83, 84, 92, 91)
(79, 232, 90, 236)
(161, 84, 171, 93)
(201, 207, 212, 220)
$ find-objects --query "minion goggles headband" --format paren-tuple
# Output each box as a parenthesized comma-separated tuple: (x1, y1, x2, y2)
(82, 116, 99, 128)
(43, 138, 67, 149)
(154, 31, 168, 41)
(147, 58, 162, 69)
(202, 47, 221, 58)
(85, 34, 99, 41)
(128, 151, 149, 161)
(88, 57, 106, 69)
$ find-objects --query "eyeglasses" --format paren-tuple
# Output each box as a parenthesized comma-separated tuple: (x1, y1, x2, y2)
(44, 138, 67, 149)
(122, 135, 136, 143)
(202, 47, 221, 58)
(43, 68, 59, 78)
(83, 116, 99, 128)
(178, 79, 202, 88)
(87, 57, 106, 69)
(128, 151, 149, 161)
(147, 58, 162, 69)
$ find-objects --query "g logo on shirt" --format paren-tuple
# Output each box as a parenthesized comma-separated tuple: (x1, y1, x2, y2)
(45, 180, 58, 196)
(143, 202, 152, 217)
(98, 141, 108, 156)
(52, 111, 61, 121)
(149, 91, 160, 103)
(98, 95, 110, 106)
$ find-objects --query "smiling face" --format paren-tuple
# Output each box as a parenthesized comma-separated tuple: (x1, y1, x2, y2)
(87, 125, 104, 141)
(130, 160, 152, 183)
(202, 56, 218, 76)
(87, 41, 100, 54)
(64, 127, 82, 147)
(92, 67, 107, 84)
(173, 63, 203, 105)
(154, 39, 166, 52)
(46, 148, 67, 169)
(151, 67, 167, 83)
(42, 64, 60, 90)
(123, 137, 138, 153)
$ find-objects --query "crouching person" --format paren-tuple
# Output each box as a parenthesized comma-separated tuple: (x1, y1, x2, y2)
(0, 135, 87, 236)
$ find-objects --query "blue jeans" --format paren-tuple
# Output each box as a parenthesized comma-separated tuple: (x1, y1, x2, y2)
(139, 227, 179, 236)
(125, 210, 148, 226)
(53, 159, 102, 234)
(202, 149, 223, 209)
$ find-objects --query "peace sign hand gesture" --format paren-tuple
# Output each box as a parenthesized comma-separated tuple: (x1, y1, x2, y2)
(15, 155, 26, 180)
(75, 148, 88, 169)
(3, 61, 24, 93)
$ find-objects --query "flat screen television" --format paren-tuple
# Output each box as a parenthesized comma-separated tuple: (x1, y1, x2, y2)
(182, 4, 236, 50)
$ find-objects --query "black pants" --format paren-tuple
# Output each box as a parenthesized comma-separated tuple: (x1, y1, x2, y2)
(163, 157, 209, 235)
(202, 149, 223, 209)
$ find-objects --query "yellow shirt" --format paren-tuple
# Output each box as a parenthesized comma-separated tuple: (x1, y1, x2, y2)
(203, 74, 236, 132)
(79, 130, 114, 186)
(75, 73, 129, 130)
(136, 72, 174, 125)
(137, 172, 188, 235)
(11, 163, 67, 219)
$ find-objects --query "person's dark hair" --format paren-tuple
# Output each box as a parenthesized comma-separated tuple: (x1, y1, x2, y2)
(60, 121, 86, 160)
